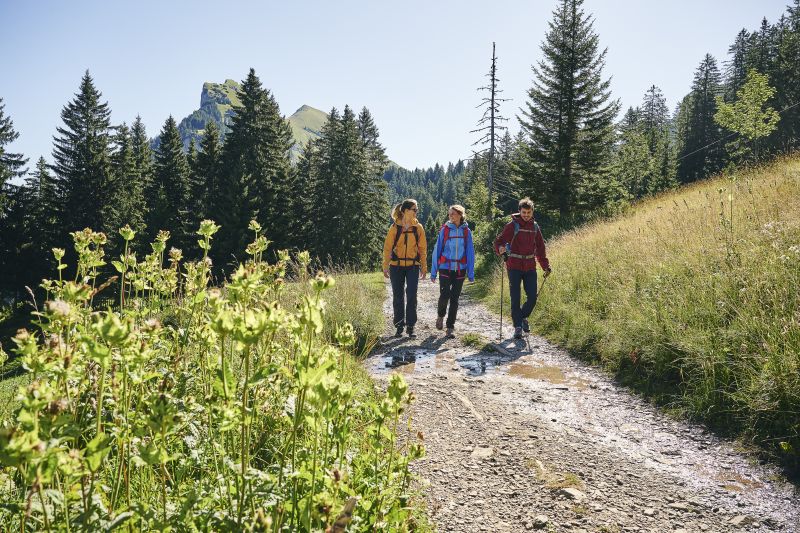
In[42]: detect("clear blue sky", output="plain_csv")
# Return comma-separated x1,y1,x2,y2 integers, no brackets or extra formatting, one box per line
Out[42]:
0,0,791,171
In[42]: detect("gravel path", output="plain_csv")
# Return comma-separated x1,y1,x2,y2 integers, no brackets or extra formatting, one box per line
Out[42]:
367,279,800,532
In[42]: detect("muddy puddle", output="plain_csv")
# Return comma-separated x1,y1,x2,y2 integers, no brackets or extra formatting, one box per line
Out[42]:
375,342,592,390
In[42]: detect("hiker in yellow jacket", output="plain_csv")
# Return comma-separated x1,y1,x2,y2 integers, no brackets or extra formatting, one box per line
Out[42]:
383,199,427,338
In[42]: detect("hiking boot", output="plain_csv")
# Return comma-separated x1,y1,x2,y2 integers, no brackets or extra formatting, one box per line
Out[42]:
522,319,530,333
513,327,523,340
394,326,404,338
445,327,455,339
435,316,444,330
407,327,417,339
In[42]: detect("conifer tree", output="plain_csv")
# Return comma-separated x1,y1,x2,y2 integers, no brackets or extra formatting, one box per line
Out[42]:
776,0,800,150
0,98,28,209
302,106,388,268
194,120,222,225
105,123,146,242
517,0,620,221
131,116,154,192
51,71,113,237
30,156,60,258
677,54,725,183
217,68,295,265
726,29,751,101
148,116,191,249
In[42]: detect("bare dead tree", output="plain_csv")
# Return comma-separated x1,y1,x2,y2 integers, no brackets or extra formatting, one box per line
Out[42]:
471,42,509,220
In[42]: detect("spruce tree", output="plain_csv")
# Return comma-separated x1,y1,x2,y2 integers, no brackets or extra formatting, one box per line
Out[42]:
194,120,222,225
131,116,154,193
30,156,60,257
0,98,28,208
517,0,620,221
218,68,295,265
105,123,146,242
677,54,725,183
51,71,113,237
725,29,751,101
776,0,800,150
303,106,388,268
148,116,191,250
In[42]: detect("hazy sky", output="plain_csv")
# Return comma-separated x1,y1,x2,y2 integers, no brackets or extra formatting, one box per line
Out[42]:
0,0,791,170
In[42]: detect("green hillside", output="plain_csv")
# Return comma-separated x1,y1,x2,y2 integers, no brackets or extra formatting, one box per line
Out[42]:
482,157,800,464
287,104,328,150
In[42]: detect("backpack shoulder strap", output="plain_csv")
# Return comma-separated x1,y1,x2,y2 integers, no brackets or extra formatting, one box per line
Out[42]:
510,219,521,249
392,224,403,247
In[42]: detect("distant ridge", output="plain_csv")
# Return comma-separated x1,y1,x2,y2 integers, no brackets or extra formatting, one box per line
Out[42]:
167,79,327,161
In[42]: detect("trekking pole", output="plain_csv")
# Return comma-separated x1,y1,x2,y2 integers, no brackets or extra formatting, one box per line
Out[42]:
524,272,550,351
498,258,504,341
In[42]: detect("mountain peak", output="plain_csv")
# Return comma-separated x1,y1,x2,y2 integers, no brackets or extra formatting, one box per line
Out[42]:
170,80,328,162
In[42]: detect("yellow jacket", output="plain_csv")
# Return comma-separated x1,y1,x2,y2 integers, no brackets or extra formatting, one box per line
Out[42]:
383,218,427,273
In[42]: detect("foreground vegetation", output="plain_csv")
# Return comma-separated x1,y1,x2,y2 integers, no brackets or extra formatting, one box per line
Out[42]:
479,157,800,467
0,221,424,531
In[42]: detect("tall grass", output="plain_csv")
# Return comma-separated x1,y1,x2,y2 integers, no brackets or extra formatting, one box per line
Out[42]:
0,222,424,531
482,157,800,465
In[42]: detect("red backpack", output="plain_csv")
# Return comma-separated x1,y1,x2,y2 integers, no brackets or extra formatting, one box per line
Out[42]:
438,224,469,271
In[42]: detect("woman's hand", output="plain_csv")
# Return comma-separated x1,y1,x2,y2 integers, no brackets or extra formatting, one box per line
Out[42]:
383,269,389,279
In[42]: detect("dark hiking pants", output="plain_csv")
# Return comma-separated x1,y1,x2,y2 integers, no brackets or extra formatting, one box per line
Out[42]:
508,268,537,328
437,269,466,329
390,265,419,329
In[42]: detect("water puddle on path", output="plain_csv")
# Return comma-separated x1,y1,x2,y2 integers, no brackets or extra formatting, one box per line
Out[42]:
379,348,439,374
375,343,592,390
505,362,591,389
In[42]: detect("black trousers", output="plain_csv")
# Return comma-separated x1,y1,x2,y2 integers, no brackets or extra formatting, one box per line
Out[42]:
508,268,537,328
390,265,419,329
437,269,466,328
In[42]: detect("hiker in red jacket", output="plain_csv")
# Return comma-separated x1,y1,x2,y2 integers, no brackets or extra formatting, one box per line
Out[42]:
493,197,551,339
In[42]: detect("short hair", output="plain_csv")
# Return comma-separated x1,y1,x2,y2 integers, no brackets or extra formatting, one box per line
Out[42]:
449,204,466,223
518,197,534,211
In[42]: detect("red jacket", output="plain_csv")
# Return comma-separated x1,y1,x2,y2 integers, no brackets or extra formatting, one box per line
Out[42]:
493,214,550,272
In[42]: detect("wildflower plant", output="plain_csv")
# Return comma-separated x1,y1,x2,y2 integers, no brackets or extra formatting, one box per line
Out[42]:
0,221,423,531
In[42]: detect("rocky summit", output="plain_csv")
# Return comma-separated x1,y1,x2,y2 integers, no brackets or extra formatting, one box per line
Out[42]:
173,79,327,161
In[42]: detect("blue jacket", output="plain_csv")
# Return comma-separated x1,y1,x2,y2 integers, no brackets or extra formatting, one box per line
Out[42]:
430,221,475,282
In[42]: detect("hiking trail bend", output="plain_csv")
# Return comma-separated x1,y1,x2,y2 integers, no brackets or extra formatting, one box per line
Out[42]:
367,279,799,532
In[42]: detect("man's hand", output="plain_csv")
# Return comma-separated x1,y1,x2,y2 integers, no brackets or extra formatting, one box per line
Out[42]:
501,251,509,262
543,268,552,279
383,269,389,279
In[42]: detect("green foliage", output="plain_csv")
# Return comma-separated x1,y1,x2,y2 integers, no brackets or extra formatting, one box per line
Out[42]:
676,55,726,184
0,97,28,200
480,158,800,467
215,69,296,268
300,106,389,269
517,0,620,222
715,69,780,160
147,116,192,251
51,71,113,237
0,222,423,530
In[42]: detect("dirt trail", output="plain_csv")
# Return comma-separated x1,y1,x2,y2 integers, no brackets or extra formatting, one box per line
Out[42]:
367,280,799,532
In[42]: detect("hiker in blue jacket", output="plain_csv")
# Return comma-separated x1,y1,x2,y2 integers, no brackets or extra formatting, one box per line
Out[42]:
430,205,475,338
